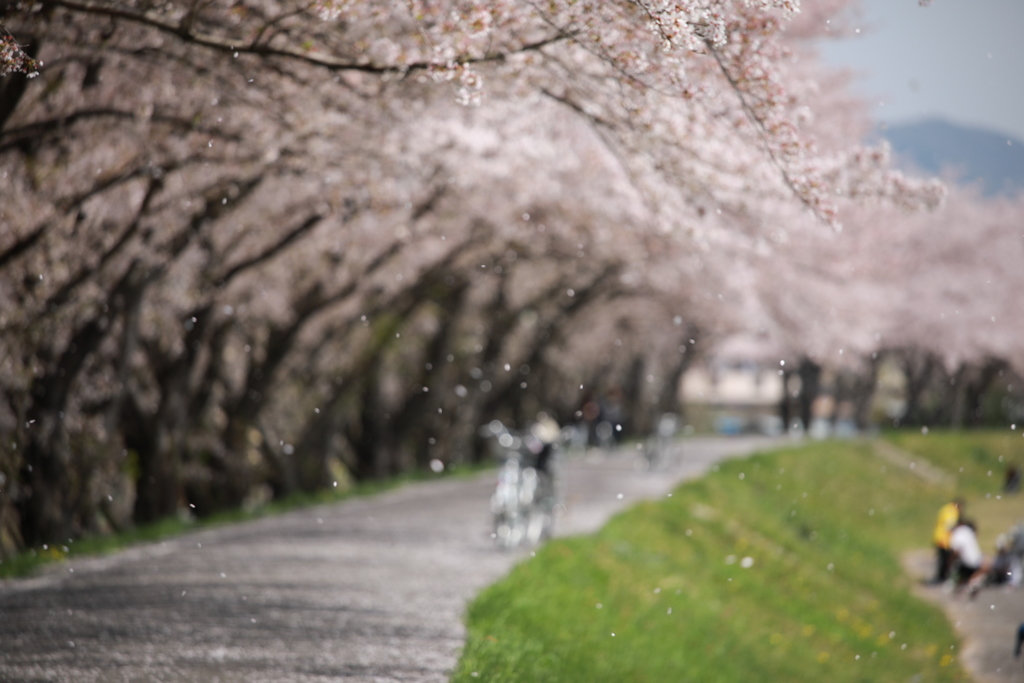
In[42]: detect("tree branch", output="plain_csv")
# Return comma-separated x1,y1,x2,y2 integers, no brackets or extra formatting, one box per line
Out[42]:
50,0,573,74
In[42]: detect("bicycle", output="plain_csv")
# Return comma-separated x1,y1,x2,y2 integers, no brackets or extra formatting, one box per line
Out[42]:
482,420,558,550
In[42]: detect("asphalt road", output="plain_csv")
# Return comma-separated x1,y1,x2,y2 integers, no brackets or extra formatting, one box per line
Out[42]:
0,436,781,683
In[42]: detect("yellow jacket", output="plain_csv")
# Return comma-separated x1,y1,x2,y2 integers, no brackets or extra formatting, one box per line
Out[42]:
932,502,960,548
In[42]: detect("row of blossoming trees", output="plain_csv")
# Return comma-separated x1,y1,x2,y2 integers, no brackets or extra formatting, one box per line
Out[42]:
757,185,1024,433
0,0,1016,553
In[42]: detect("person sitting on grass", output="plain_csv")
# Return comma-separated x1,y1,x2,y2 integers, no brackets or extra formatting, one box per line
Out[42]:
948,519,985,596
962,531,1020,599
932,498,963,584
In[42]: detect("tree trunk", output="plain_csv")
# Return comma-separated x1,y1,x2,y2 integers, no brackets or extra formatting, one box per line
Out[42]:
899,349,939,426
798,357,822,431
621,356,646,436
964,358,1008,427
779,369,793,432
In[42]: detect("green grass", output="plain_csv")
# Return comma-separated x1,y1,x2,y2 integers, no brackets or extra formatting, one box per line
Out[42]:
454,438,981,683
887,429,1024,494
886,429,1024,549
0,462,490,579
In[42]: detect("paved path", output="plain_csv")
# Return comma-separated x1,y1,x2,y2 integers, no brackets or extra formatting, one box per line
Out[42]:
0,436,781,683
904,550,1024,683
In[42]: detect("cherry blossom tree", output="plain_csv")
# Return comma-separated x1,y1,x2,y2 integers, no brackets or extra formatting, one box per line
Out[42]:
863,186,1024,427
0,0,952,552
715,177,1024,433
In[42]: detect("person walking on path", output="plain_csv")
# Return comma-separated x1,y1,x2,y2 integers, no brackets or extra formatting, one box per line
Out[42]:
933,498,963,584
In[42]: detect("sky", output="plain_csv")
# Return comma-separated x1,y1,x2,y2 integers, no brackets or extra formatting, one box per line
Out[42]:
817,0,1024,142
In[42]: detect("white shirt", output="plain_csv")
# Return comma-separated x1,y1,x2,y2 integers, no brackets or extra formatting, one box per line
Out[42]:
949,525,983,568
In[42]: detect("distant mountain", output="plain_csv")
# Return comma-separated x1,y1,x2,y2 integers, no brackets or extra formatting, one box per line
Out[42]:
879,119,1024,196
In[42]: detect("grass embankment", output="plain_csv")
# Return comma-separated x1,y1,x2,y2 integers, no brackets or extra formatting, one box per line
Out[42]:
888,430,1024,550
454,434,1023,683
